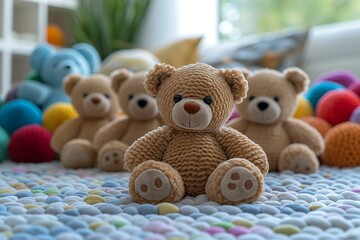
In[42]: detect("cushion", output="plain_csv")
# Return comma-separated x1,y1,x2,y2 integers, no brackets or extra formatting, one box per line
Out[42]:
153,37,202,68
201,29,309,71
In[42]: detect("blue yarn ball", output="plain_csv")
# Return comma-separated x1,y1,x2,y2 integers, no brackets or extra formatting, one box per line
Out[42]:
0,127,9,162
0,99,42,135
305,82,345,109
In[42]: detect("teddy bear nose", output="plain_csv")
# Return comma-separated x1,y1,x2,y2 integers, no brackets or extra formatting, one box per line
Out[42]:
183,101,201,114
257,102,269,111
92,97,101,104
138,99,148,108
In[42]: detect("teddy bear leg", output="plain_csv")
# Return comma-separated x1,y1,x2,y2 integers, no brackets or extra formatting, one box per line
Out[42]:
97,140,128,172
205,158,263,205
129,160,185,204
278,143,319,174
60,139,96,169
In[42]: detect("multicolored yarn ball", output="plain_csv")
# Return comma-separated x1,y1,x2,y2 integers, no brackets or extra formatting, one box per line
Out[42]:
315,70,358,87
299,116,332,137
322,122,360,167
305,82,345,109
316,90,360,126
43,103,78,133
0,99,42,135
293,96,313,118
8,125,54,163
0,127,9,162
348,81,360,97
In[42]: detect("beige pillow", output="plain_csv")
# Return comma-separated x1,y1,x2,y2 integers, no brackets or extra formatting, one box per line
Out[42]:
153,37,202,68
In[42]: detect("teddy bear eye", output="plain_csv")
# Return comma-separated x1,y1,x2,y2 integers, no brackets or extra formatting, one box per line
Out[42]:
104,93,111,99
274,96,280,102
203,96,213,105
249,96,255,101
83,93,89,98
128,95,134,100
173,94,182,103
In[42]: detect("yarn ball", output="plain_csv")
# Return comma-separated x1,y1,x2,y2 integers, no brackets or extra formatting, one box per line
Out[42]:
8,125,54,163
348,81,360,97
293,96,313,118
43,103,78,133
316,90,360,126
47,24,65,47
4,85,19,103
315,70,358,87
305,82,345,109
227,107,240,122
350,106,360,123
322,122,360,167
299,116,332,138
0,99,42,135
0,127,9,162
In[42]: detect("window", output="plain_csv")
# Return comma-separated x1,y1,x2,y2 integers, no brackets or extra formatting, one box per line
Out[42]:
220,0,360,40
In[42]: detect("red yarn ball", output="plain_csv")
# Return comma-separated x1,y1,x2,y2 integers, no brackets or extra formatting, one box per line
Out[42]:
316,90,360,126
8,125,55,163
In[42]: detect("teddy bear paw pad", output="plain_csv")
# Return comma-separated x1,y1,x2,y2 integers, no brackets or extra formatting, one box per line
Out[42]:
134,169,171,201
288,156,317,174
220,167,259,202
98,149,125,172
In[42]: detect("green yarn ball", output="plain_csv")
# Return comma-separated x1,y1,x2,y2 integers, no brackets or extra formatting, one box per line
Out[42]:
0,127,9,162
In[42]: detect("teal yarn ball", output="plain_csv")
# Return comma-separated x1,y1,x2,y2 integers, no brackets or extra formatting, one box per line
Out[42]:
305,82,345,109
0,99,42,135
0,127,9,162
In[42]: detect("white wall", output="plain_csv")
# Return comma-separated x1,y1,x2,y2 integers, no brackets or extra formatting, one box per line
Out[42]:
136,0,219,50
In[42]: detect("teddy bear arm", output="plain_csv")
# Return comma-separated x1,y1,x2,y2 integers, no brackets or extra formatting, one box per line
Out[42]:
216,127,269,175
283,119,325,155
51,118,83,153
226,118,249,132
123,126,174,172
93,118,131,151
18,80,51,105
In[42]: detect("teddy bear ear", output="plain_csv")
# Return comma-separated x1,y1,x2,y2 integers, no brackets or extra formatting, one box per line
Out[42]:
30,43,55,72
239,68,252,79
219,69,248,103
72,43,101,73
110,68,133,92
145,63,176,96
63,74,83,95
283,67,310,94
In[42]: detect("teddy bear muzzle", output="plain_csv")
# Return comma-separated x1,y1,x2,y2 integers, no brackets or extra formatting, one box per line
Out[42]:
171,98,212,130
247,96,281,124
82,92,112,116
128,93,158,120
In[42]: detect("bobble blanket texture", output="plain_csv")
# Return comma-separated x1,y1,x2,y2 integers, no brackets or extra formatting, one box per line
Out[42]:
124,63,268,205
228,68,324,174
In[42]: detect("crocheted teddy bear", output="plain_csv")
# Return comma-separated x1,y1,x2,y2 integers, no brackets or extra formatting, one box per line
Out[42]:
124,63,268,205
93,69,162,172
228,68,324,174
18,43,100,110
51,74,119,169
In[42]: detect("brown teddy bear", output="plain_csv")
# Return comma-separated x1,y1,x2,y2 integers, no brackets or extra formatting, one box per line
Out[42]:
228,68,324,174
124,63,268,205
93,69,162,172
51,74,119,168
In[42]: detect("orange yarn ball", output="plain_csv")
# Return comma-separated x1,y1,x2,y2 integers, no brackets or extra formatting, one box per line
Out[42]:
322,122,360,167
300,116,332,138
47,24,64,47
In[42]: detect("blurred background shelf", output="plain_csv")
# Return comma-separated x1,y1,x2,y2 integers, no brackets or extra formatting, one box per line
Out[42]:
0,0,77,96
